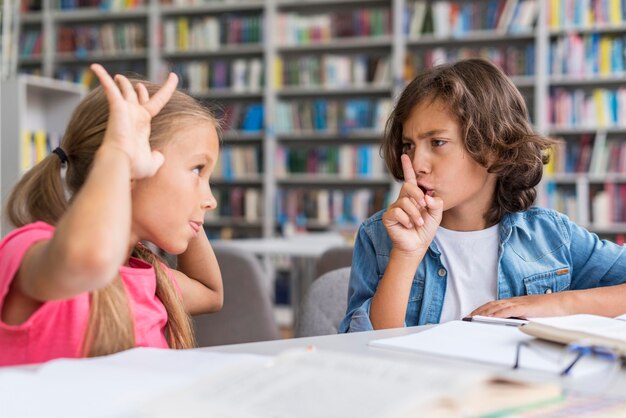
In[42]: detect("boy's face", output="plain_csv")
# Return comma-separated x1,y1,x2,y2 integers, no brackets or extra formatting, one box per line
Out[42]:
401,99,497,230
130,121,219,253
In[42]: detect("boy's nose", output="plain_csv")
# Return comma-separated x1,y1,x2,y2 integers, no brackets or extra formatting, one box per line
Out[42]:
411,150,431,175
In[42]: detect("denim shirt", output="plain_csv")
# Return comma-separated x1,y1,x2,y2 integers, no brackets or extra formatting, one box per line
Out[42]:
339,207,626,333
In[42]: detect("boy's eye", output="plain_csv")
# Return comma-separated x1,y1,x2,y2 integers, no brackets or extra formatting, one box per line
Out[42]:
192,165,204,175
432,139,446,147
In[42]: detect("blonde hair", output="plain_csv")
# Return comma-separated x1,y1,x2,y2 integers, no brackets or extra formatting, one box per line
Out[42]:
5,79,219,356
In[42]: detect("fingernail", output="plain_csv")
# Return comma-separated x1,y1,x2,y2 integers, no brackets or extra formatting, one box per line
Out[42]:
417,218,424,226
407,223,413,228
421,199,426,207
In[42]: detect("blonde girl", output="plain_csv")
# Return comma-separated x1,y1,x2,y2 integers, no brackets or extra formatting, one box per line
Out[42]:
0,65,223,365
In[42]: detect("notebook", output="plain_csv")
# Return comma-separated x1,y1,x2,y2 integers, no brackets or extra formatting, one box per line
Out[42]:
519,314,626,356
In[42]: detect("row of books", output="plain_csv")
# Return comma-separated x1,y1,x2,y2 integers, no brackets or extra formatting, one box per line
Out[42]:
405,0,538,38
275,188,388,228
20,0,42,12
204,188,262,223
217,103,264,132
542,182,626,225
20,130,62,173
550,87,626,128
275,145,386,178
550,34,626,77
160,0,262,6
546,132,626,175
593,183,626,224
163,15,262,52
276,55,391,89
404,45,535,81
57,24,145,55
274,99,392,134
19,30,43,58
548,0,625,29
213,146,262,180
276,9,392,46
55,62,146,88
171,58,263,94
55,0,143,10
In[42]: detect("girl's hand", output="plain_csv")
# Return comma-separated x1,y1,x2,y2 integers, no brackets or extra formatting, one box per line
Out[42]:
90,63,178,179
382,154,443,254
469,293,575,319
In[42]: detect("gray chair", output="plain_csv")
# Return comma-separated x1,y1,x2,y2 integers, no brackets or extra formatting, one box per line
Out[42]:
295,267,351,337
192,245,280,347
315,246,353,278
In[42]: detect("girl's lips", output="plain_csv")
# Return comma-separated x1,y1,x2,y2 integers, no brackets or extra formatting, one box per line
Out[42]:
189,222,201,233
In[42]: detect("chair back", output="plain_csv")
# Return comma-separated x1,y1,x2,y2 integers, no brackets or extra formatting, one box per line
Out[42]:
295,267,351,337
192,245,280,346
315,246,353,278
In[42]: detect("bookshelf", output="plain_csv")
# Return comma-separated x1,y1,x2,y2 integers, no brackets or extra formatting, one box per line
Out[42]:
0,74,85,236
15,0,626,241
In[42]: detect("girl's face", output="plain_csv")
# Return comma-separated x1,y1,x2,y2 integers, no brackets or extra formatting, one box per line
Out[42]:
130,120,219,253
401,99,497,230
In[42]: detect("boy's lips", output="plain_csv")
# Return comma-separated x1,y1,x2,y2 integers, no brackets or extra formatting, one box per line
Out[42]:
189,221,202,233
418,184,434,196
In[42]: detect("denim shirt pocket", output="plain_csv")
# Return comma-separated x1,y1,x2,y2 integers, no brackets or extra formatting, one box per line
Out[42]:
523,267,572,295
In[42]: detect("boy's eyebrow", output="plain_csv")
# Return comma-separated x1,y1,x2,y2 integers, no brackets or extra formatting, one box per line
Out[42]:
402,129,450,141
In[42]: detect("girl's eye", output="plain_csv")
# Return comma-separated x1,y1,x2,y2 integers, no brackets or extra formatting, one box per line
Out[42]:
401,142,414,153
432,139,447,147
192,165,204,175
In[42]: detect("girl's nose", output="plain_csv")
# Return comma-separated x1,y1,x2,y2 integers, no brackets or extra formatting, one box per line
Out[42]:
202,188,217,211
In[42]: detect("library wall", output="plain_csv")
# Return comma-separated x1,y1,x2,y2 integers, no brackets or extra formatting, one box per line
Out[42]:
16,0,626,243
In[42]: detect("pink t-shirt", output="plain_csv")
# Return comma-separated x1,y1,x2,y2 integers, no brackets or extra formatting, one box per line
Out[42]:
0,222,175,366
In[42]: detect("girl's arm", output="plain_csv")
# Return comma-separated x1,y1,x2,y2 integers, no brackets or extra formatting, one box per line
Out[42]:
370,155,443,329
13,66,178,306
169,228,223,315
469,284,626,319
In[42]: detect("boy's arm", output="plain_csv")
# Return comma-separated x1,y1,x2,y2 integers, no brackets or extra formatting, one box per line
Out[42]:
170,228,223,315
469,284,626,319
370,249,424,329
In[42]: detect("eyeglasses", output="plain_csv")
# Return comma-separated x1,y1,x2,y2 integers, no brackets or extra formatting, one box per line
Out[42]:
513,340,624,392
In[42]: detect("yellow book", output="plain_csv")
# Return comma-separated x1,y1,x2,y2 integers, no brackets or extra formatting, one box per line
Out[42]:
34,130,47,163
21,130,33,173
549,0,560,29
177,17,189,51
593,89,607,127
599,36,611,75
274,57,283,88
609,0,622,25
544,145,556,176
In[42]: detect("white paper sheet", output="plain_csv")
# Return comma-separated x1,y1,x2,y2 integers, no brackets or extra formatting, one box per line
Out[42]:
0,347,268,418
369,320,607,377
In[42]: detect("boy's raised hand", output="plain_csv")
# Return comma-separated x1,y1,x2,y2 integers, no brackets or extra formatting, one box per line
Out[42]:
382,154,443,254
90,64,178,179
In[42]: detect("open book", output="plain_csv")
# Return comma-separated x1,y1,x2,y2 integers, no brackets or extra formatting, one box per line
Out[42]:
141,349,561,418
520,314,626,356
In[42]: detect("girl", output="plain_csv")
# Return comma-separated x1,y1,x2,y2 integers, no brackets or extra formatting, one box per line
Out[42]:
0,64,223,365
339,58,626,332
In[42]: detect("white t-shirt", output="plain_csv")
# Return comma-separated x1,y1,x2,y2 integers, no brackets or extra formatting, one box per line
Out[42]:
435,224,499,323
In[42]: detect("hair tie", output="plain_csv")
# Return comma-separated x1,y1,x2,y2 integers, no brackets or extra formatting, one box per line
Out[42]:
52,147,68,164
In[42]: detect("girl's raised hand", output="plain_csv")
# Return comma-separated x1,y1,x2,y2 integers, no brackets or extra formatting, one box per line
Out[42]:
382,154,443,254
90,63,179,179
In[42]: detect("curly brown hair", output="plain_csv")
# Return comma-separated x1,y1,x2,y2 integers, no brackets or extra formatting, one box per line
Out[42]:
382,58,557,225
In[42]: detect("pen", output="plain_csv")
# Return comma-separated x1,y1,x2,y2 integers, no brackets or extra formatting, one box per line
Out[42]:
462,315,528,327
